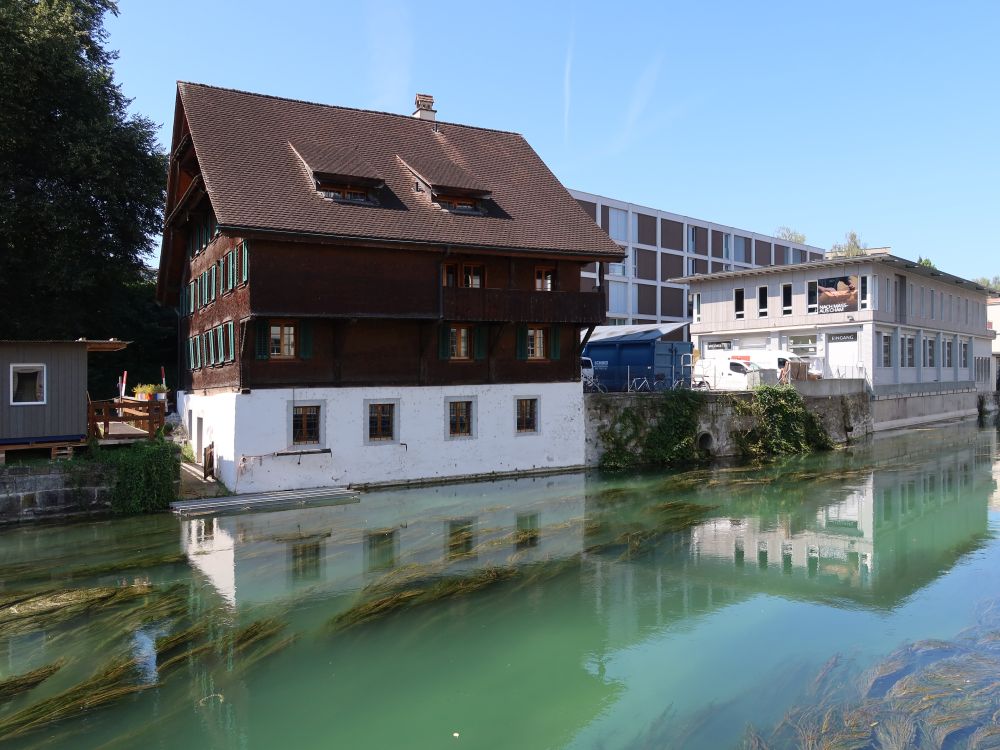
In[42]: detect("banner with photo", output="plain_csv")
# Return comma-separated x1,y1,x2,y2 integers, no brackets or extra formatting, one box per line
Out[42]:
818,275,859,314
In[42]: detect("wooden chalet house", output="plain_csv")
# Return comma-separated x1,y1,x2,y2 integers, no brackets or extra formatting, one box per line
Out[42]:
156,84,623,492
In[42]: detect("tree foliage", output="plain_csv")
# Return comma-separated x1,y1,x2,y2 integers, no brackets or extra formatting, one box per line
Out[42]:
973,276,1000,291
0,1,171,396
917,256,936,268
829,230,869,257
775,226,807,244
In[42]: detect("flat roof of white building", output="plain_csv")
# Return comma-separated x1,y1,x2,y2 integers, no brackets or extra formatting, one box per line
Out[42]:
670,253,992,294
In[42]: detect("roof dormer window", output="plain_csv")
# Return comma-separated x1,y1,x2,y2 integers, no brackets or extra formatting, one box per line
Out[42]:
319,184,372,204
435,194,481,214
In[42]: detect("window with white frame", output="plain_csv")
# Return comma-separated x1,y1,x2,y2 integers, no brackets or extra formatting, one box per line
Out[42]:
880,333,892,368
781,283,792,316
757,286,768,318
688,225,698,253
692,293,701,323
807,281,818,314
944,339,954,368
859,276,869,310
10,364,46,405
734,288,745,320
904,336,915,368
608,207,628,243
723,233,732,260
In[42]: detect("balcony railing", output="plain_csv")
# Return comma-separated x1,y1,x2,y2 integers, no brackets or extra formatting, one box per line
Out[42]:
442,287,605,324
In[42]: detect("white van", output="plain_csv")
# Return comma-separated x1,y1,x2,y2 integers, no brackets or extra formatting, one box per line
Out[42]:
704,349,805,380
691,358,762,391
580,357,594,381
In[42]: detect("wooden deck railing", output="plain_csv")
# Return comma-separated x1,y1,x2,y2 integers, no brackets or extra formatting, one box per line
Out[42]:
88,398,167,440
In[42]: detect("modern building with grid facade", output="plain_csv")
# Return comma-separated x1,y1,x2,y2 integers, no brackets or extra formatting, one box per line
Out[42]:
570,189,826,334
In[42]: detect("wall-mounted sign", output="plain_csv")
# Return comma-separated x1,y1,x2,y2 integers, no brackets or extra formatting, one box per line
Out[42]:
828,332,859,343
706,341,733,351
818,275,859,314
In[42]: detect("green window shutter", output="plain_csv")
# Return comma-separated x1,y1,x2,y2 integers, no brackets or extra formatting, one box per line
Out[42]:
217,326,225,361
196,335,202,368
515,326,528,360
227,322,235,362
187,338,193,370
210,265,217,300
550,325,561,361
255,318,270,360
241,242,249,283
300,321,313,359
474,325,487,361
438,325,451,360
189,282,195,313
229,251,236,290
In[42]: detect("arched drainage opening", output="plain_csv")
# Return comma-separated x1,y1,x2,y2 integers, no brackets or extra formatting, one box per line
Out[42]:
697,432,714,454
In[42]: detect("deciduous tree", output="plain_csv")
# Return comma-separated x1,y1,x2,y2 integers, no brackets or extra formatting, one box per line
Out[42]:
0,0,171,395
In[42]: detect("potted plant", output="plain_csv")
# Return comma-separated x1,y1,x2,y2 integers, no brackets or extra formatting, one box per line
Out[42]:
132,384,154,401
152,384,169,401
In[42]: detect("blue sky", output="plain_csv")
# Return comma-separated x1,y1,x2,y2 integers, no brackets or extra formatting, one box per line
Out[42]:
108,1,999,280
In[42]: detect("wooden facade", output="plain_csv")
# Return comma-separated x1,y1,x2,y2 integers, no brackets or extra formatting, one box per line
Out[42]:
0,342,88,444
176,235,606,393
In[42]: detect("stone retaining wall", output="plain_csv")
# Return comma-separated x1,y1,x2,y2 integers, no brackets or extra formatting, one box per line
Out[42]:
584,390,874,466
0,463,113,524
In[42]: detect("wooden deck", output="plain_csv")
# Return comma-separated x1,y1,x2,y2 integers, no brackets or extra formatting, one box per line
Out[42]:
88,398,166,440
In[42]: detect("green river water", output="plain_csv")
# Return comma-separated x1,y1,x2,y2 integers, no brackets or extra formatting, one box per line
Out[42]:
1,420,999,749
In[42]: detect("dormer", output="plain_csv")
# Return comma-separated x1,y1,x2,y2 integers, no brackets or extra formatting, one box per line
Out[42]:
291,141,384,205
400,155,492,215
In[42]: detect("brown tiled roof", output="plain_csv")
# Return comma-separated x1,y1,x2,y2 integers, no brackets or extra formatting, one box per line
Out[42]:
176,82,623,258
289,141,384,187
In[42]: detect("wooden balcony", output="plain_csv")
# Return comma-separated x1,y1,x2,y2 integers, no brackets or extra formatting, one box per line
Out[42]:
88,399,167,441
442,287,605,324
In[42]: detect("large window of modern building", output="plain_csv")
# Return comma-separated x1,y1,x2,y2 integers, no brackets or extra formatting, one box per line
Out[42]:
781,284,793,316
608,207,628,243
859,276,869,310
608,281,627,314
693,293,701,323
734,236,749,263
807,281,818,314
734,288,745,320
757,286,768,318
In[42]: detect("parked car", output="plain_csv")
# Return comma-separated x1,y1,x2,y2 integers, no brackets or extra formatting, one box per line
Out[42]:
580,357,594,381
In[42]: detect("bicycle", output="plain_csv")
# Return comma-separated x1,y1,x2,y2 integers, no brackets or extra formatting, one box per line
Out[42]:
629,377,652,393
583,374,607,393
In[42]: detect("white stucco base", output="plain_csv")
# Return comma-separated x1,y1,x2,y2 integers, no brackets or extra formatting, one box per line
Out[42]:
177,383,585,493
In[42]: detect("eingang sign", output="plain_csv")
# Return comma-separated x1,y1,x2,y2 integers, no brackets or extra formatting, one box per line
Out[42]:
818,275,859,314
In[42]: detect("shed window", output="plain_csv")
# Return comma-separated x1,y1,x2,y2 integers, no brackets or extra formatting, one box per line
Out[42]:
368,403,395,442
516,398,538,433
535,267,555,291
448,400,473,437
10,364,46,405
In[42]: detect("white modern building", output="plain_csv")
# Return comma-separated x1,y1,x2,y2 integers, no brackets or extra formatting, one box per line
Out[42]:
990,297,1000,391
570,189,826,332
680,250,996,430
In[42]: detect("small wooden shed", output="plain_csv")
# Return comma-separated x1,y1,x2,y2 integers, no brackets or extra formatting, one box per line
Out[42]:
0,339,127,459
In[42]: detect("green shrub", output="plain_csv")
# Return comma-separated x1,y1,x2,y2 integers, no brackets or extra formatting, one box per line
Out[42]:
732,385,832,461
85,440,180,514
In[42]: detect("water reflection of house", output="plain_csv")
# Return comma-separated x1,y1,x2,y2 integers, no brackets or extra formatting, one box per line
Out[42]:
180,473,587,607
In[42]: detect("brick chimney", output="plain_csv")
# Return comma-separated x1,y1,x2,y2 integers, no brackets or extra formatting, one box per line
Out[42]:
413,93,436,121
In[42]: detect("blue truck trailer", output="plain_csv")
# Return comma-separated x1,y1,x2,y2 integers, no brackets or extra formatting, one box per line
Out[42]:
583,329,692,392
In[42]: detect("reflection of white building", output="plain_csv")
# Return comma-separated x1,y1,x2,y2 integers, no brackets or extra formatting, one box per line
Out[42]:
181,473,587,607
689,436,994,598
681,251,997,430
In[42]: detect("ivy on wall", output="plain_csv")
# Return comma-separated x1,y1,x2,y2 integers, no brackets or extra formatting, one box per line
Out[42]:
731,386,832,460
599,391,707,470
